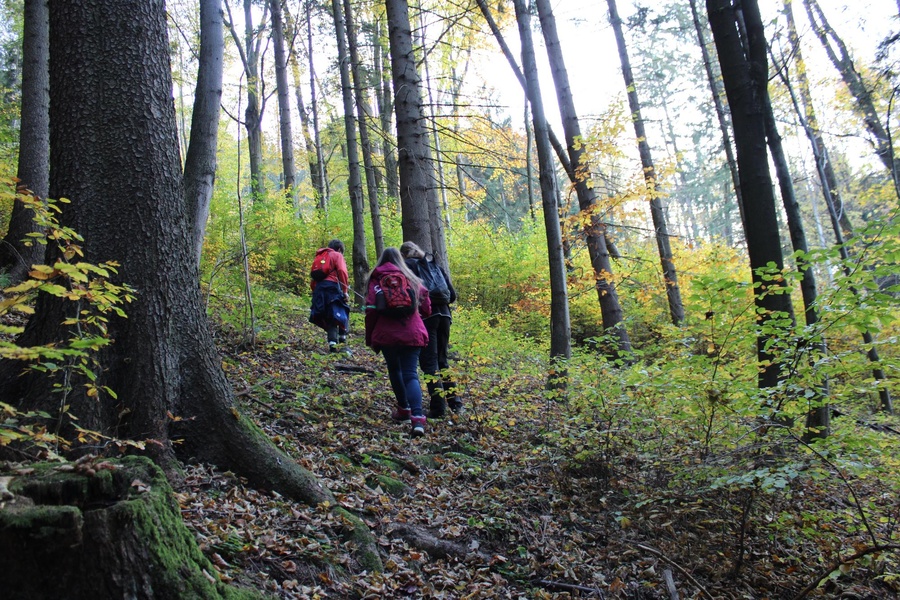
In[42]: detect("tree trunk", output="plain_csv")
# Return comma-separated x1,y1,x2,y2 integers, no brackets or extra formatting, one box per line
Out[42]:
512,0,571,366
606,0,685,327
781,0,890,416
479,0,629,354
706,0,796,391
374,18,400,204
689,0,743,229
784,0,853,238
0,0,49,285
802,0,900,190
225,0,267,203
332,0,370,298
344,0,384,259
184,0,223,267
0,0,381,571
0,456,257,600
384,0,442,260
306,0,329,209
270,0,299,209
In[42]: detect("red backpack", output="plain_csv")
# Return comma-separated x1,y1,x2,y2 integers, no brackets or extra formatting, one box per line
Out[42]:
310,248,334,282
375,272,414,317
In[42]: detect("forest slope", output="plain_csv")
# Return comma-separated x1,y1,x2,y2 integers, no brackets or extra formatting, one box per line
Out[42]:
177,296,898,599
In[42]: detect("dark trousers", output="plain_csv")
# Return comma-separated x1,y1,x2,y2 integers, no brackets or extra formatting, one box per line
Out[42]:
420,315,459,412
381,346,424,417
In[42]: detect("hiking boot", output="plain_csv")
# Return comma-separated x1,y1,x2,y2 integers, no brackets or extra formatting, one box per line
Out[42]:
410,415,426,437
391,407,411,422
426,381,446,419
448,400,464,415
328,341,338,353
339,334,347,343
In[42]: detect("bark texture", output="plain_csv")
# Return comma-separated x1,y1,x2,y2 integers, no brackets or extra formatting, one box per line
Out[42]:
270,0,299,208
0,0,49,285
0,456,260,600
184,0,224,266
0,0,381,570
706,0,796,390
512,0,571,363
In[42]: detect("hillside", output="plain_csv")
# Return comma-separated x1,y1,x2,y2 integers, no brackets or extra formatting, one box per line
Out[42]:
175,302,898,599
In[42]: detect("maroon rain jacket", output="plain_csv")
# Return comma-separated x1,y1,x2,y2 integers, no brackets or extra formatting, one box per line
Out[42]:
364,262,431,349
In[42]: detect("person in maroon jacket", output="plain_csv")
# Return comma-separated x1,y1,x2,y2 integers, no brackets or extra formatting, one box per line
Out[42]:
364,247,432,437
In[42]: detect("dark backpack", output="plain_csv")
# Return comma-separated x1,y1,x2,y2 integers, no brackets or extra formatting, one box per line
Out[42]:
375,272,415,317
417,256,451,304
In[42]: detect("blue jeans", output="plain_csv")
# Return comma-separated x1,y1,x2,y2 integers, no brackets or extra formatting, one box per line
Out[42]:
381,346,424,417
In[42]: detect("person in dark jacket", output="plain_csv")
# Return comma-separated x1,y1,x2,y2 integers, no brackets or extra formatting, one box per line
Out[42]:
365,247,432,437
400,241,462,418
309,239,350,353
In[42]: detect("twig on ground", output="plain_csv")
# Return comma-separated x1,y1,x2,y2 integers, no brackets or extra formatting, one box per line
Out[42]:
534,579,605,597
633,542,713,600
791,544,900,600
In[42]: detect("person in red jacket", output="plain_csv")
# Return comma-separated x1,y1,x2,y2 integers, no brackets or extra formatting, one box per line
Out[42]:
309,239,350,353
365,247,432,437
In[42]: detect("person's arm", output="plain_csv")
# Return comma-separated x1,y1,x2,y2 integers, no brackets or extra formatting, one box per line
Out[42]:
441,267,456,304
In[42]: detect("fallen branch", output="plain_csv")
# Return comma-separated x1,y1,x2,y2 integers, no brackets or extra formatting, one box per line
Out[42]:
791,544,900,600
633,543,713,600
663,569,679,600
388,523,485,561
534,579,605,597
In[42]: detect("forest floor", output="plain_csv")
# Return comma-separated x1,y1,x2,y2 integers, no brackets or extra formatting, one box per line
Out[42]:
172,306,898,600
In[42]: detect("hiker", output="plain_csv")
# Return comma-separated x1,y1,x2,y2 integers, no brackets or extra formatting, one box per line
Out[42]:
400,241,462,418
309,239,351,353
364,247,432,437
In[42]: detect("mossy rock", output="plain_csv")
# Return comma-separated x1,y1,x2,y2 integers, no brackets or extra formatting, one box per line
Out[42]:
364,453,405,474
365,474,411,497
410,454,441,469
0,455,266,600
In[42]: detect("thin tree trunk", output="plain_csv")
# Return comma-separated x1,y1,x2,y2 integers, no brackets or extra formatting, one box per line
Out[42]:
784,0,853,237
331,0,369,298
344,0,384,259
689,0,744,228
374,18,400,204
525,99,536,221
224,0,267,202
802,0,900,191
184,0,223,267
706,0,796,391
307,0,329,209
605,0,684,326
776,7,892,415
512,0,571,368
480,0,629,353
270,0,299,209
0,0,49,285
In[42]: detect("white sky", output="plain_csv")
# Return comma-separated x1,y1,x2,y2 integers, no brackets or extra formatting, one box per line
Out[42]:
472,0,899,136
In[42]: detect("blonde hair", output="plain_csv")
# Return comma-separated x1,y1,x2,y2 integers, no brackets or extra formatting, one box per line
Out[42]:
399,241,425,259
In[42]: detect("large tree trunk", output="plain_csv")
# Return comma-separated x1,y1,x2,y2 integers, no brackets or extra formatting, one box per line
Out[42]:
512,0,571,366
0,0,49,285
606,0,684,327
706,0,796,391
384,0,443,261
270,0,299,209
184,0,224,267
344,0,385,259
332,0,370,297
0,0,381,571
0,456,256,600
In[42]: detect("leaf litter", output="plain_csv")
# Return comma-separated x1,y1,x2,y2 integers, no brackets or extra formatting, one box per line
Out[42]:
173,315,898,599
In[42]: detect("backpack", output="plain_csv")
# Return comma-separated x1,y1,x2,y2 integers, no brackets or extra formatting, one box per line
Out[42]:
417,256,452,304
374,272,415,317
310,248,333,282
